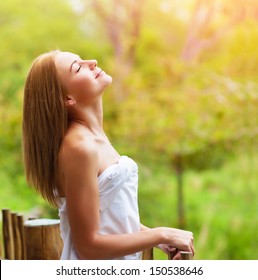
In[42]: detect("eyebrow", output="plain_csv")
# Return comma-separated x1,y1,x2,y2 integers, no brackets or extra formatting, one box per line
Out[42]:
69,60,77,72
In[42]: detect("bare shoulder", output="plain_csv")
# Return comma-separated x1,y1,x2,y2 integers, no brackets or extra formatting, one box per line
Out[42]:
59,129,99,173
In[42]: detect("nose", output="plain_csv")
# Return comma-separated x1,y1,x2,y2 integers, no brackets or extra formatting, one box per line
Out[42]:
83,59,97,70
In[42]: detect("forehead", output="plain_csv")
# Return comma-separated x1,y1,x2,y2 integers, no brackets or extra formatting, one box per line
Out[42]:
54,52,80,72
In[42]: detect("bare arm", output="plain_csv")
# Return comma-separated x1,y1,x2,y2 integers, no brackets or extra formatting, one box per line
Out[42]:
60,139,194,260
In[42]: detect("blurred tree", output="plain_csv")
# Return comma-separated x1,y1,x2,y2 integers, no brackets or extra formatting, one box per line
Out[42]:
182,0,258,62
83,0,258,228
90,0,144,101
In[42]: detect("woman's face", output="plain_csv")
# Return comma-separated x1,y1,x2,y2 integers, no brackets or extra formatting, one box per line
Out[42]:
54,51,112,105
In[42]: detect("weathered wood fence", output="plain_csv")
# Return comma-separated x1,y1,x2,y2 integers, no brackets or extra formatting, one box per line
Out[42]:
1,209,63,260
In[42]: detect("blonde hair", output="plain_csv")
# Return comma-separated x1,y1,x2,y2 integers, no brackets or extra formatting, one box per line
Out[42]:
22,50,67,207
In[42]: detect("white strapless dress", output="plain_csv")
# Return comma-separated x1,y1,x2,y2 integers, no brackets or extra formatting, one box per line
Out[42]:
58,156,141,260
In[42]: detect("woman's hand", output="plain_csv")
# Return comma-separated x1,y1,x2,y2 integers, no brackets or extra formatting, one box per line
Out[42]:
156,227,194,258
156,244,192,260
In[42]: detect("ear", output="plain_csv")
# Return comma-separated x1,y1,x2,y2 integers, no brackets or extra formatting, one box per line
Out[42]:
65,96,76,107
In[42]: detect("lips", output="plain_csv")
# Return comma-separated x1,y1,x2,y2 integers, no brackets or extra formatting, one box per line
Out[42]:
95,70,103,79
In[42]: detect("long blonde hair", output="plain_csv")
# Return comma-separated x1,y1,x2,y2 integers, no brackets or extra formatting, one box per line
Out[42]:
22,50,67,207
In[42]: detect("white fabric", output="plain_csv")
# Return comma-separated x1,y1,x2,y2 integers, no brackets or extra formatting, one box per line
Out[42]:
58,156,141,260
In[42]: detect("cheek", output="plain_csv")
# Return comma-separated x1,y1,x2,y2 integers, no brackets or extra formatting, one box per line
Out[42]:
69,77,94,95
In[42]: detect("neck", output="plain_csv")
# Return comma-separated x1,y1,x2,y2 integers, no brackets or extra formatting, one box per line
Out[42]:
68,99,104,136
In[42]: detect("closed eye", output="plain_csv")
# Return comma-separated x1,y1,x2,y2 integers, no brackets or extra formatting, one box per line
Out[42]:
76,65,82,73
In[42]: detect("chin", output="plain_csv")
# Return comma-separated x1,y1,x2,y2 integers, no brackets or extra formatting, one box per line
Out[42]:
105,74,113,83
103,74,112,86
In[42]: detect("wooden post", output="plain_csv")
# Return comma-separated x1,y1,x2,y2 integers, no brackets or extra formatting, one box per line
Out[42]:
181,251,193,260
142,248,154,260
168,250,193,260
24,219,63,260
173,154,185,229
2,209,14,260
17,214,26,260
11,213,22,260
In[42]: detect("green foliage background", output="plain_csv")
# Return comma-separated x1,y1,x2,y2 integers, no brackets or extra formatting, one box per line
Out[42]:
0,0,257,259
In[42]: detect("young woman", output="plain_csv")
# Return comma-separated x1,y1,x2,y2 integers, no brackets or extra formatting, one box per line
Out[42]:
22,50,194,260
